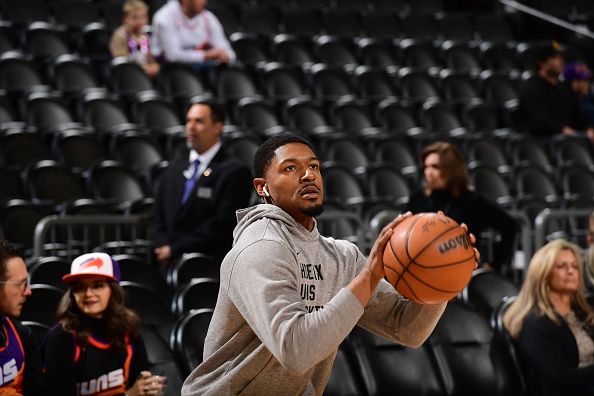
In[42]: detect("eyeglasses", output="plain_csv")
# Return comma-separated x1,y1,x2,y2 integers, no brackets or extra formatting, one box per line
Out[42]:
0,279,30,293
72,281,109,295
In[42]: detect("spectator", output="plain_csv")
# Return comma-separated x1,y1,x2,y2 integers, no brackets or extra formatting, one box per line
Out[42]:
503,239,594,396
151,0,235,68
109,0,160,78
181,133,477,394
405,142,519,272
151,100,252,264
42,253,166,396
0,240,48,395
517,44,594,143
564,62,594,137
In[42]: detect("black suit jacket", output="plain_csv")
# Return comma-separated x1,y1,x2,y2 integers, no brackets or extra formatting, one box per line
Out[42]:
151,147,252,260
518,311,594,396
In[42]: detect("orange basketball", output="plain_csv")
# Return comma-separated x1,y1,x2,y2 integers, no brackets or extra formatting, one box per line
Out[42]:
383,212,475,304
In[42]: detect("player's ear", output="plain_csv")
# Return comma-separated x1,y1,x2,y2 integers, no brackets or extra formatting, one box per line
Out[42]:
254,178,266,198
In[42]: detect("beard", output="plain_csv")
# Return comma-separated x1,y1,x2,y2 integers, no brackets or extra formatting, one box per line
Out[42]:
301,203,324,217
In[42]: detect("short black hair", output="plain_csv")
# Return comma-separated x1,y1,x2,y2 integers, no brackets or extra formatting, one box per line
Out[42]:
187,98,225,124
0,240,22,282
253,132,317,178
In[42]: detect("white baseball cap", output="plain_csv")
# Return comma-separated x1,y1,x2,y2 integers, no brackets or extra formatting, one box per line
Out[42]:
62,252,121,283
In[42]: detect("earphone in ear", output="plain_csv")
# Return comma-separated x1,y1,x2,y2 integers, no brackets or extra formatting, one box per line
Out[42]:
263,185,271,197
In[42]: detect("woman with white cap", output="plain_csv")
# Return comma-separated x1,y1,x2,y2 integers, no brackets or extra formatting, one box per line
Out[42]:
42,252,166,396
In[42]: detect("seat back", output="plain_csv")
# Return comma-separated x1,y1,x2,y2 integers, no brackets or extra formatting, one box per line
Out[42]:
20,284,64,327
139,326,184,396
430,302,524,396
172,277,220,315
462,269,519,319
168,252,220,287
170,308,214,376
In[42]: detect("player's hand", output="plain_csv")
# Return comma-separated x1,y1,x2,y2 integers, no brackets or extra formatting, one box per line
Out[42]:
364,211,413,281
458,222,480,269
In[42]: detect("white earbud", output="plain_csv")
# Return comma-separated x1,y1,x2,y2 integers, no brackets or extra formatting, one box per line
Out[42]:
263,185,271,197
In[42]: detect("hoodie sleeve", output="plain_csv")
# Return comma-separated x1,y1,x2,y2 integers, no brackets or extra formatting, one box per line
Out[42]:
226,239,364,376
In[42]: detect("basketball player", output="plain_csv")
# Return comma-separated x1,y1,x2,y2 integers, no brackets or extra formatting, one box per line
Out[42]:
182,132,479,395
0,240,48,395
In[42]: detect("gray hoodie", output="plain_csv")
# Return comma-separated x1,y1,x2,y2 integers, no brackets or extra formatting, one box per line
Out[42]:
182,204,446,395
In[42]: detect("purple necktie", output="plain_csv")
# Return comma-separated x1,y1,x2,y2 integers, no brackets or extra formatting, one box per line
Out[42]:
181,158,200,204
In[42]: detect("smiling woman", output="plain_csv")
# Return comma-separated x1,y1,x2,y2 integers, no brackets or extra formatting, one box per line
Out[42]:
42,253,166,396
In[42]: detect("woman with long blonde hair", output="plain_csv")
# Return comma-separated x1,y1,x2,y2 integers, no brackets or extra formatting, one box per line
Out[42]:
503,239,594,396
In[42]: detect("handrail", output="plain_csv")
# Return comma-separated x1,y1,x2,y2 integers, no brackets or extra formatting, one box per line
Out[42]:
32,214,150,260
534,208,592,249
499,0,594,40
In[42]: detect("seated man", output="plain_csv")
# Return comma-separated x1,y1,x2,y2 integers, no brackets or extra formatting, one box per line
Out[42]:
518,44,594,143
151,0,235,68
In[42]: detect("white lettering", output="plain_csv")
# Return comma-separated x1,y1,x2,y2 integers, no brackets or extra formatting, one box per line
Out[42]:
0,359,17,384
78,368,124,394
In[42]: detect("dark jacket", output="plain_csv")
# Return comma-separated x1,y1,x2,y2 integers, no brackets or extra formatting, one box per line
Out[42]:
151,148,252,261
518,76,589,137
518,311,594,396
406,189,519,270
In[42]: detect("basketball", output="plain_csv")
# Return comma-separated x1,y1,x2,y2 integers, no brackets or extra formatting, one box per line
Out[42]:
383,212,475,304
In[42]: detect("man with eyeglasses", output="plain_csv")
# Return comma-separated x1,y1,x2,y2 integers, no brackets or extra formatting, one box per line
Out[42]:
0,239,48,395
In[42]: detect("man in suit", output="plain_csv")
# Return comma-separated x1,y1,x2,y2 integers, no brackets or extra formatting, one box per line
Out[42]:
151,100,252,265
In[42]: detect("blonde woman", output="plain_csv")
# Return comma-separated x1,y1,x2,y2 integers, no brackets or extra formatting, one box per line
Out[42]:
504,239,594,396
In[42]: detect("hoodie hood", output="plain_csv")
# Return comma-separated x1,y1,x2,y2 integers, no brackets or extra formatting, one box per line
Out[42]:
233,204,320,245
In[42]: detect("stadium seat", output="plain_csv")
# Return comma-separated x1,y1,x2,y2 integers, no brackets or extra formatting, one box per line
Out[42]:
507,134,553,174
322,137,369,175
212,65,259,100
323,336,366,396
109,132,164,174
120,281,176,341
0,51,45,94
20,284,63,327
223,134,261,173
78,90,131,134
235,97,283,136
514,165,561,207
167,252,221,287
439,72,482,104
465,137,511,175
139,325,184,396
0,168,24,202
398,68,441,103
25,90,78,133
309,63,356,100
321,163,366,209
480,42,521,74
376,98,424,137
329,98,377,136
28,256,70,290
283,98,330,135
171,277,220,315
366,164,411,207
24,160,85,206
156,62,209,103
52,127,106,173
110,57,154,97
356,38,400,72
0,129,51,171
552,136,594,171
462,269,520,319
132,91,182,132
429,301,524,396
560,164,594,206
230,32,270,67
49,54,100,95
313,35,359,71
24,22,71,61
271,34,315,68
490,296,527,394
354,66,398,101
85,160,146,206
349,326,446,396
419,100,465,136
259,62,309,100
469,165,515,208
170,308,214,376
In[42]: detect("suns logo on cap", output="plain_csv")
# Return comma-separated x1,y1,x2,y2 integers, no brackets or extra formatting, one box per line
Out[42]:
80,257,104,270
